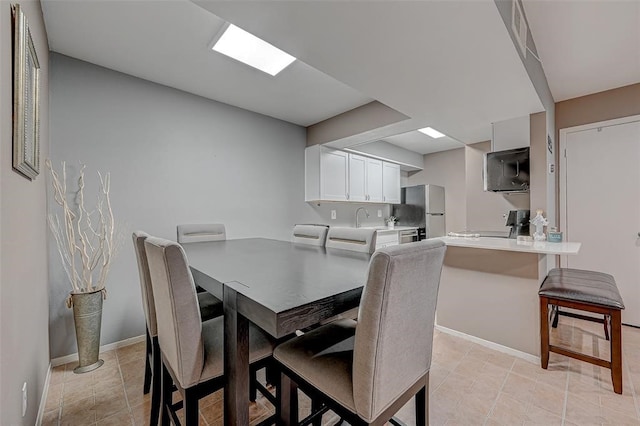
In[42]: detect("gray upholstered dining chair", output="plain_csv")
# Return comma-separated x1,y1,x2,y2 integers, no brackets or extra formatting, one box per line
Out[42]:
274,240,446,426
132,231,224,425
177,223,226,243
325,227,377,254
144,236,277,426
292,224,329,246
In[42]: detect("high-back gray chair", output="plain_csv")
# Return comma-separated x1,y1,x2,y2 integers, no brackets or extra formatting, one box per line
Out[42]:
325,227,377,254
274,240,446,426
144,236,276,425
177,223,226,243
292,224,329,246
132,231,223,425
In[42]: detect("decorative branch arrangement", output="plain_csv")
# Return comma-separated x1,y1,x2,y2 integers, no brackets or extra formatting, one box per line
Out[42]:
46,159,121,301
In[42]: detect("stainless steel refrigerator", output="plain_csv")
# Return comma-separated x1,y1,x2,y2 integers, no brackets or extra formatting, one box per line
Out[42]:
392,184,445,240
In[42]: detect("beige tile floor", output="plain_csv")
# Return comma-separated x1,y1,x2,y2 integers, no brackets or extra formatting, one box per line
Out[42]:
41,316,640,425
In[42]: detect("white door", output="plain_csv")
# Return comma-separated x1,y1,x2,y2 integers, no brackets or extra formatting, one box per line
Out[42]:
562,118,640,326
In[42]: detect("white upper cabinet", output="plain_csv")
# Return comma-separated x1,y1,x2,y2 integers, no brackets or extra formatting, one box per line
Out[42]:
349,155,383,202
348,154,367,202
305,145,400,203
382,162,401,203
366,158,384,202
305,146,348,201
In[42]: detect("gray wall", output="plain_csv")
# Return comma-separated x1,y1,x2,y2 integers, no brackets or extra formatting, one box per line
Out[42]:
406,148,466,233
48,54,332,358
1,1,51,424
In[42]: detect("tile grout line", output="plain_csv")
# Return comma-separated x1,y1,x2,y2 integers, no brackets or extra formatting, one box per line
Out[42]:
114,349,136,425
482,356,516,425
560,359,571,426
624,350,640,420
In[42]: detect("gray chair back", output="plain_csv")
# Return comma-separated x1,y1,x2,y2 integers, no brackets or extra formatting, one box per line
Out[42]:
144,236,204,388
325,227,376,254
177,223,226,243
132,231,158,337
353,240,446,421
292,224,329,246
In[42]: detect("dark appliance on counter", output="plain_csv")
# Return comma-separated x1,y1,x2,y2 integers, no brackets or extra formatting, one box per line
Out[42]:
484,147,530,192
506,209,530,239
392,184,445,240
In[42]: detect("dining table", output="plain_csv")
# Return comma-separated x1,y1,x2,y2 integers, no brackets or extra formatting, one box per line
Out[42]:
183,238,372,426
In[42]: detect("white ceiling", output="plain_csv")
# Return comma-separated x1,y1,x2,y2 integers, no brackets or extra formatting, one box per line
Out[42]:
523,0,640,102
42,0,548,154
382,131,465,156
41,0,372,127
193,1,543,145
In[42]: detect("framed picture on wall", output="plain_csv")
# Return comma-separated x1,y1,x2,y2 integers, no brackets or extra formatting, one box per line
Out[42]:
12,3,40,180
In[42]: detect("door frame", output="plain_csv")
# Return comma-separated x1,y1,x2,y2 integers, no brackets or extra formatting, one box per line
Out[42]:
559,114,640,267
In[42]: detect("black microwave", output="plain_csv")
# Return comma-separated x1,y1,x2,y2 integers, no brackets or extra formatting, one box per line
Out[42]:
483,147,530,192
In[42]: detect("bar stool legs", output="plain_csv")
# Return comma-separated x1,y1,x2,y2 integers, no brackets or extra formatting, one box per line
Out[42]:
539,296,623,394
611,310,623,394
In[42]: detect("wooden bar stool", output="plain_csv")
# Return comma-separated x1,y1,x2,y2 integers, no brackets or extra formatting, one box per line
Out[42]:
539,268,625,394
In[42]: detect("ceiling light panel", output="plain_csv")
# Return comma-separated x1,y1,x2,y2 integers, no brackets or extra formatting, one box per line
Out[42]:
418,127,446,139
212,24,296,76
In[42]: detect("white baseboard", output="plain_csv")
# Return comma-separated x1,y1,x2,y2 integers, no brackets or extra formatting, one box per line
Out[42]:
51,334,145,367
435,325,540,365
35,363,52,426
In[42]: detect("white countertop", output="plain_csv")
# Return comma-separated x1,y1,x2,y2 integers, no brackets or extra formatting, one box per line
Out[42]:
436,236,581,255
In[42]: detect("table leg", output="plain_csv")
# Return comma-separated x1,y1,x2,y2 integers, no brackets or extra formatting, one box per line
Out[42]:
224,286,250,426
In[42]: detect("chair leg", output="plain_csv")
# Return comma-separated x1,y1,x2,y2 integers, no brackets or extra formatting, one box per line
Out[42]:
266,363,279,387
249,366,257,402
540,297,550,369
415,377,428,426
161,362,172,426
610,310,623,394
184,388,199,426
144,328,152,394
150,337,162,426
604,314,610,341
311,399,323,426
551,305,559,328
277,372,298,425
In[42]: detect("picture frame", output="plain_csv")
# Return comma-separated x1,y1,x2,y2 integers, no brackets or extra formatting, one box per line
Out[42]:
12,4,40,180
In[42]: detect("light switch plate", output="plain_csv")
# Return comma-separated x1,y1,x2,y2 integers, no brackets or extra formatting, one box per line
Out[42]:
377,210,382,217
331,210,336,220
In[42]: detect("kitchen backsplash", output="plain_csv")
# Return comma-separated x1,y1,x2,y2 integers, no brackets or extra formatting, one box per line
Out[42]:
307,202,392,228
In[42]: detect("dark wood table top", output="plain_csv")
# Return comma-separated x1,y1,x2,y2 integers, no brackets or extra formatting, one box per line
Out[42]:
184,238,372,338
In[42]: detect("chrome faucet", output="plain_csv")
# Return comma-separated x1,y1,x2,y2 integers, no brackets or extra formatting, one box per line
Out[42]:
355,207,370,228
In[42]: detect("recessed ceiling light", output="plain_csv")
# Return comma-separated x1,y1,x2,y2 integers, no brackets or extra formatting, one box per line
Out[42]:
212,24,296,76
418,127,446,139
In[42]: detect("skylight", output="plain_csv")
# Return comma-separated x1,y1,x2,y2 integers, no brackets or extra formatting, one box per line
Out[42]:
212,24,296,76
418,127,446,139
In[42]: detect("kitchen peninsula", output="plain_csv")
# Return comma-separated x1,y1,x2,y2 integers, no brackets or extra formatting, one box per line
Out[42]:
435,236,581,359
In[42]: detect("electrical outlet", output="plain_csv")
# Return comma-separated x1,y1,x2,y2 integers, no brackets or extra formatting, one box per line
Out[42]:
331,210,336,220
22,382,27,417
377,210,382,217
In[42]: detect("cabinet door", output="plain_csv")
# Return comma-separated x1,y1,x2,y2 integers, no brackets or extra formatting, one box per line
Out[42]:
348,154,367,202
366,158,383,202
320,149,349,201
382,162,401,203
